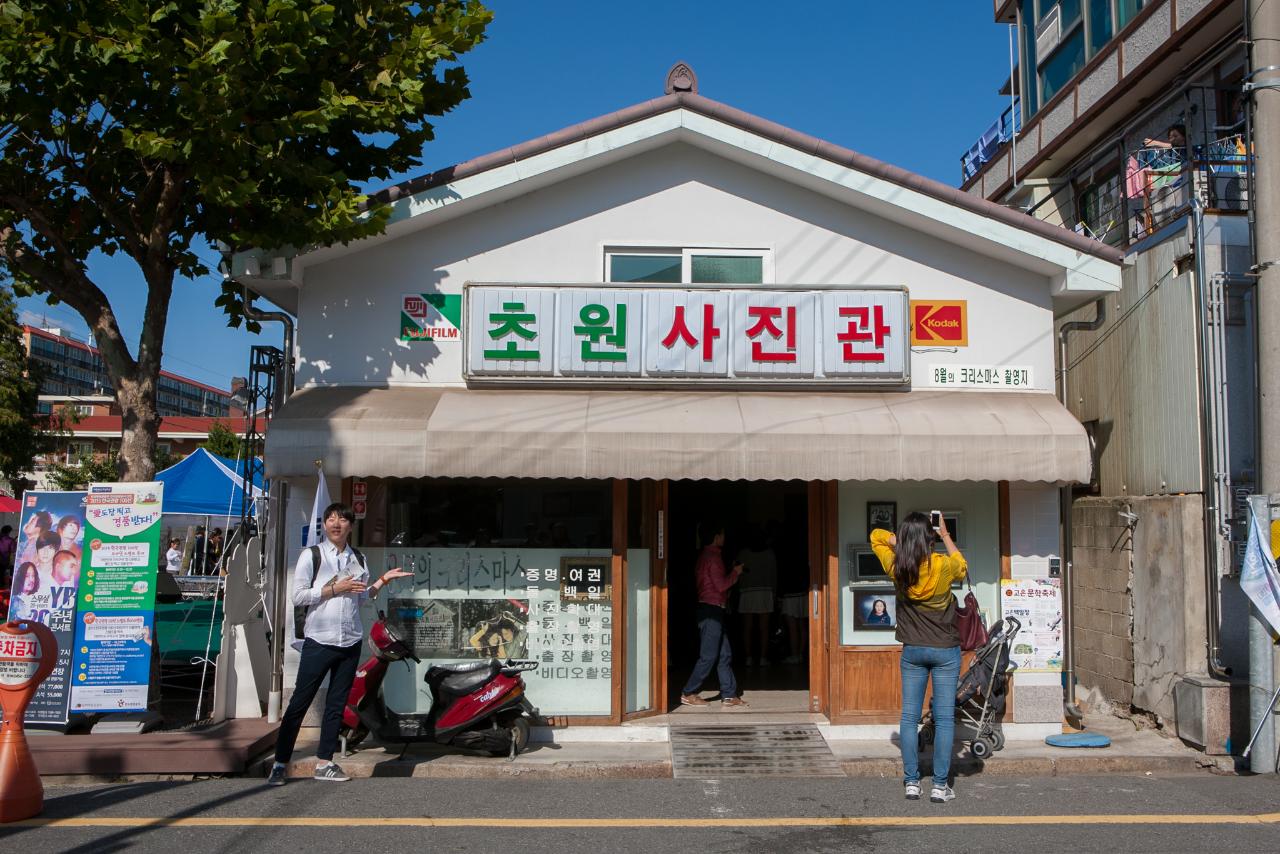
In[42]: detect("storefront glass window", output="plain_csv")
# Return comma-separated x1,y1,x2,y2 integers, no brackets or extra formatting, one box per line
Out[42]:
626,480,657,713
836,482,1000,646
358,479,618,717
1117,0,1145,29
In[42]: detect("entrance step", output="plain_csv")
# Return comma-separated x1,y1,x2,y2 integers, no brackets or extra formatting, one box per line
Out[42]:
669,723,845,779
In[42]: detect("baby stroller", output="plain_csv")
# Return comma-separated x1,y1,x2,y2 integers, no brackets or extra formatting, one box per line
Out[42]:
918,616,1021,759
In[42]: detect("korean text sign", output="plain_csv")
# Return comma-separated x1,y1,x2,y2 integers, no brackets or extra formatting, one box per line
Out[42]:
465,284,909,385
6,491,85,723
68,482,164,713
999,578,1063,673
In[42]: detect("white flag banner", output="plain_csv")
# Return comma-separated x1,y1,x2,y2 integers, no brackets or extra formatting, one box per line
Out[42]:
306,472,331,549
1241,504,1280,638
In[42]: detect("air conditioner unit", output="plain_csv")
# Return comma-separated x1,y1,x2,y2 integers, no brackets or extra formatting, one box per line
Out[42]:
1035,6,1062,60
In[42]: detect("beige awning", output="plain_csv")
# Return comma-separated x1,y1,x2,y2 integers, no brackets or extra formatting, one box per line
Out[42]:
264,386,1091,483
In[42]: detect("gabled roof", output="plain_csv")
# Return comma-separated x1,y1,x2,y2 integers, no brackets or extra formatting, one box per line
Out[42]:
236,64,1122,311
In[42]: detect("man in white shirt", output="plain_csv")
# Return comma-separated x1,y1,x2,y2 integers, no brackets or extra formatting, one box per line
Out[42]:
267,502,411,785
165,539,182,575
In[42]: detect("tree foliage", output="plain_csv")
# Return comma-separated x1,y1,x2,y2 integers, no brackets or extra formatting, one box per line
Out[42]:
201,420,247,460
0,285,63,491
0,1,492,480
46,446,177,491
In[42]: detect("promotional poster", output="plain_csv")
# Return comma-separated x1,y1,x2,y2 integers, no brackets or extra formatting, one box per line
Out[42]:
6,490,86,724
68,482,164,713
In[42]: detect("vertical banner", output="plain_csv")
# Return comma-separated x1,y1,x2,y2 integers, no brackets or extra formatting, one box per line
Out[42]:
6,491,86,723
68,482,164,713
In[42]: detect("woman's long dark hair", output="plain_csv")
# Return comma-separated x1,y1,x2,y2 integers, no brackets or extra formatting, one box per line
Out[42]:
893,512,935,595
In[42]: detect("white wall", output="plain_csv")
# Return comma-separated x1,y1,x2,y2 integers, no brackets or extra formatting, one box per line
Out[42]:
293,143,1057,390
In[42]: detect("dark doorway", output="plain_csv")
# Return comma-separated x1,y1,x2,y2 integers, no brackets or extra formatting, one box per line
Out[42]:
666,481,809,710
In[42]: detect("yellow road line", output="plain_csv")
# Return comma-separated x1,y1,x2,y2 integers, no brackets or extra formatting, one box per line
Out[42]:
10,813,1280,829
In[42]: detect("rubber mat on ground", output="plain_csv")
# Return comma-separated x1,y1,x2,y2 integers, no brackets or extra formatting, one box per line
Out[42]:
669,724,845,779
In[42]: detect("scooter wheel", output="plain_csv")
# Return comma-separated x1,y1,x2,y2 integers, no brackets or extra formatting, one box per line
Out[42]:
510,717,530,755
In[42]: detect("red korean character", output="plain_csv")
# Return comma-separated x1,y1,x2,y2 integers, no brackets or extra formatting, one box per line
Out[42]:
745,305,797,362
661,303,722,362
837,305,891,363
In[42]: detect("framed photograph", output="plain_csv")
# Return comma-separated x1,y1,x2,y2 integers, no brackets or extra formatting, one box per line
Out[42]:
853,588,897,629
847,545,889,581
866,501,897,536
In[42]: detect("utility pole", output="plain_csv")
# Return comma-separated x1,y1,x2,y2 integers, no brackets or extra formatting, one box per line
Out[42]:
1248,0,1280,774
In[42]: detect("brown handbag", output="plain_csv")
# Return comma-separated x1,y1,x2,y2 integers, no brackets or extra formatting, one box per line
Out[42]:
953,577,988,651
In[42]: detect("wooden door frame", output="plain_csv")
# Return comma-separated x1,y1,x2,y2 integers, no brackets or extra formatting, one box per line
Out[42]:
807,481,834,717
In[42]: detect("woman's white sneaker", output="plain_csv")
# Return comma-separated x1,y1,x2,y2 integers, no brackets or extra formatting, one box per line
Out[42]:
930,785,956,803
904,782,921,800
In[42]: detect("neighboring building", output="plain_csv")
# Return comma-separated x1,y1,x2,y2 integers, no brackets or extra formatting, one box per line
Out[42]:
22,324,236,418
233,66,1123,734
28,394,247,489
964,0,1254,752
16,325,246,488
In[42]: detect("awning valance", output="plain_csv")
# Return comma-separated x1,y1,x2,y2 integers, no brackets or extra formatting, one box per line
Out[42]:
264,386,1091,484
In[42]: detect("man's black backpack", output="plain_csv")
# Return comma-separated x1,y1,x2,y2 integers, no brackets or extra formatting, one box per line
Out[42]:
293,545,367,640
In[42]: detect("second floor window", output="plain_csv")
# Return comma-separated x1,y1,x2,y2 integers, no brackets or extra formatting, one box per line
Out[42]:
606,247,770,285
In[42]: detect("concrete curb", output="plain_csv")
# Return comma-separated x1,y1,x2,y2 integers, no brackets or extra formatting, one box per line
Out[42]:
840,755,1215,777
282,758,673,780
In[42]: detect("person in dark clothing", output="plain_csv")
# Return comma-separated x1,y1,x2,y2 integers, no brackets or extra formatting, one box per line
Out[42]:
679,521,747,708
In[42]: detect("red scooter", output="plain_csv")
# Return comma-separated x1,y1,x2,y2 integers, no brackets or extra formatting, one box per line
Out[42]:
340,610,542,758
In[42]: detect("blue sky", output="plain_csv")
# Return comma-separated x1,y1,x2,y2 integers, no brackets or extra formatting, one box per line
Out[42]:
18,0,1015,391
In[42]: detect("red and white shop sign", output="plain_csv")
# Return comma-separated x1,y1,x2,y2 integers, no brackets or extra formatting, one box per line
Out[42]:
465,284,909,386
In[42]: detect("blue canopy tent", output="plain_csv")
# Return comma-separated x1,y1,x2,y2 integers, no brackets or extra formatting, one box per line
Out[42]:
156,448,264,517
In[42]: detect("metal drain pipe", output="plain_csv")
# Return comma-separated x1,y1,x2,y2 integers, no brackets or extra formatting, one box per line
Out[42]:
242,282,295,723
1058,297,1107,721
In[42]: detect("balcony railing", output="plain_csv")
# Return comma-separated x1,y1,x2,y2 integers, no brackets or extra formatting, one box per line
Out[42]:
1024,134,1251,251
962,98,1021,181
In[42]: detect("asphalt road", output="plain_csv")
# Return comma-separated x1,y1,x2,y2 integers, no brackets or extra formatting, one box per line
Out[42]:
3,773,1278,853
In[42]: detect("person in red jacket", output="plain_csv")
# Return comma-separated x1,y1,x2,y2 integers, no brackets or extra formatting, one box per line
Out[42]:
680,521,747,707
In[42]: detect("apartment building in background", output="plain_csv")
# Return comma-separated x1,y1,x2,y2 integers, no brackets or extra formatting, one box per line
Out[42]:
965,0,1256,754
22,324,235,418
18,325,246,487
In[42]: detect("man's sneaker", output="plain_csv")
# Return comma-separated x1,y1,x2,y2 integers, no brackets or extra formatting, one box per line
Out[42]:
904,782,921,800
266,764,287,786
314,762,350,782
930,785,956,803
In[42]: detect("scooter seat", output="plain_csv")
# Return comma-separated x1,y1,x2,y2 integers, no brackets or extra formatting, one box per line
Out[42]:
427,660,501,696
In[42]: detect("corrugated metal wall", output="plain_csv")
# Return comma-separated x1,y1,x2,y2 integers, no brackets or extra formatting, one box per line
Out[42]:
1061,230,1203,496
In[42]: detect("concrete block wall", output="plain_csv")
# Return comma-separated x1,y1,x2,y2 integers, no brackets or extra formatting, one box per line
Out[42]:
1070,498,1136,707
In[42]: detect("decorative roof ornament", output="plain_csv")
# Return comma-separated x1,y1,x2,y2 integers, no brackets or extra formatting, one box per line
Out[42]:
664,62,698,95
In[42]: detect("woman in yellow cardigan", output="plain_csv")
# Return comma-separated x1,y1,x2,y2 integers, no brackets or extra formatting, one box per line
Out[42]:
871,512,967,804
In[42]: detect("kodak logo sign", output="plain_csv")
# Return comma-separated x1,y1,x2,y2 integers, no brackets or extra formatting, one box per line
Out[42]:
910,300,968,346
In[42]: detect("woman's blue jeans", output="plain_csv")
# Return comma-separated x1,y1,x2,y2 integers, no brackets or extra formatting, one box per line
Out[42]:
899,644,961,788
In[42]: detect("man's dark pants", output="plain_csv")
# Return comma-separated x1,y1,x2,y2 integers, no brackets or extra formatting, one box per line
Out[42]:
274,638,362,763
681,603,738,699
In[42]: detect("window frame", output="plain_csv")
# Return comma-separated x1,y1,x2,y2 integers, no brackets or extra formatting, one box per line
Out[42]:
603,245,774,285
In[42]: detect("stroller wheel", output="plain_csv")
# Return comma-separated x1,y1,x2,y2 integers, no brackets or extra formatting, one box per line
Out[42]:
917,726,934,750
969,737,993,759
991,730,1005,752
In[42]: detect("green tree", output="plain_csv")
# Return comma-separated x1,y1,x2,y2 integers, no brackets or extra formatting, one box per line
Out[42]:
47,446,177,491
0,1,492,481
201,421,246,460
0,285,63,492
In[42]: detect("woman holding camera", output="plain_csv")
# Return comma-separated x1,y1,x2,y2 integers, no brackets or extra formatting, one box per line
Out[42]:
870,512,967,804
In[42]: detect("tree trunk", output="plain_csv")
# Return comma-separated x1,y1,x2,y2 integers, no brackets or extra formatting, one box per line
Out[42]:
116,375,160,481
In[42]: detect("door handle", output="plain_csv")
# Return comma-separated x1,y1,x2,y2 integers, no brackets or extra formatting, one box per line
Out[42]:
812,586,819,619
